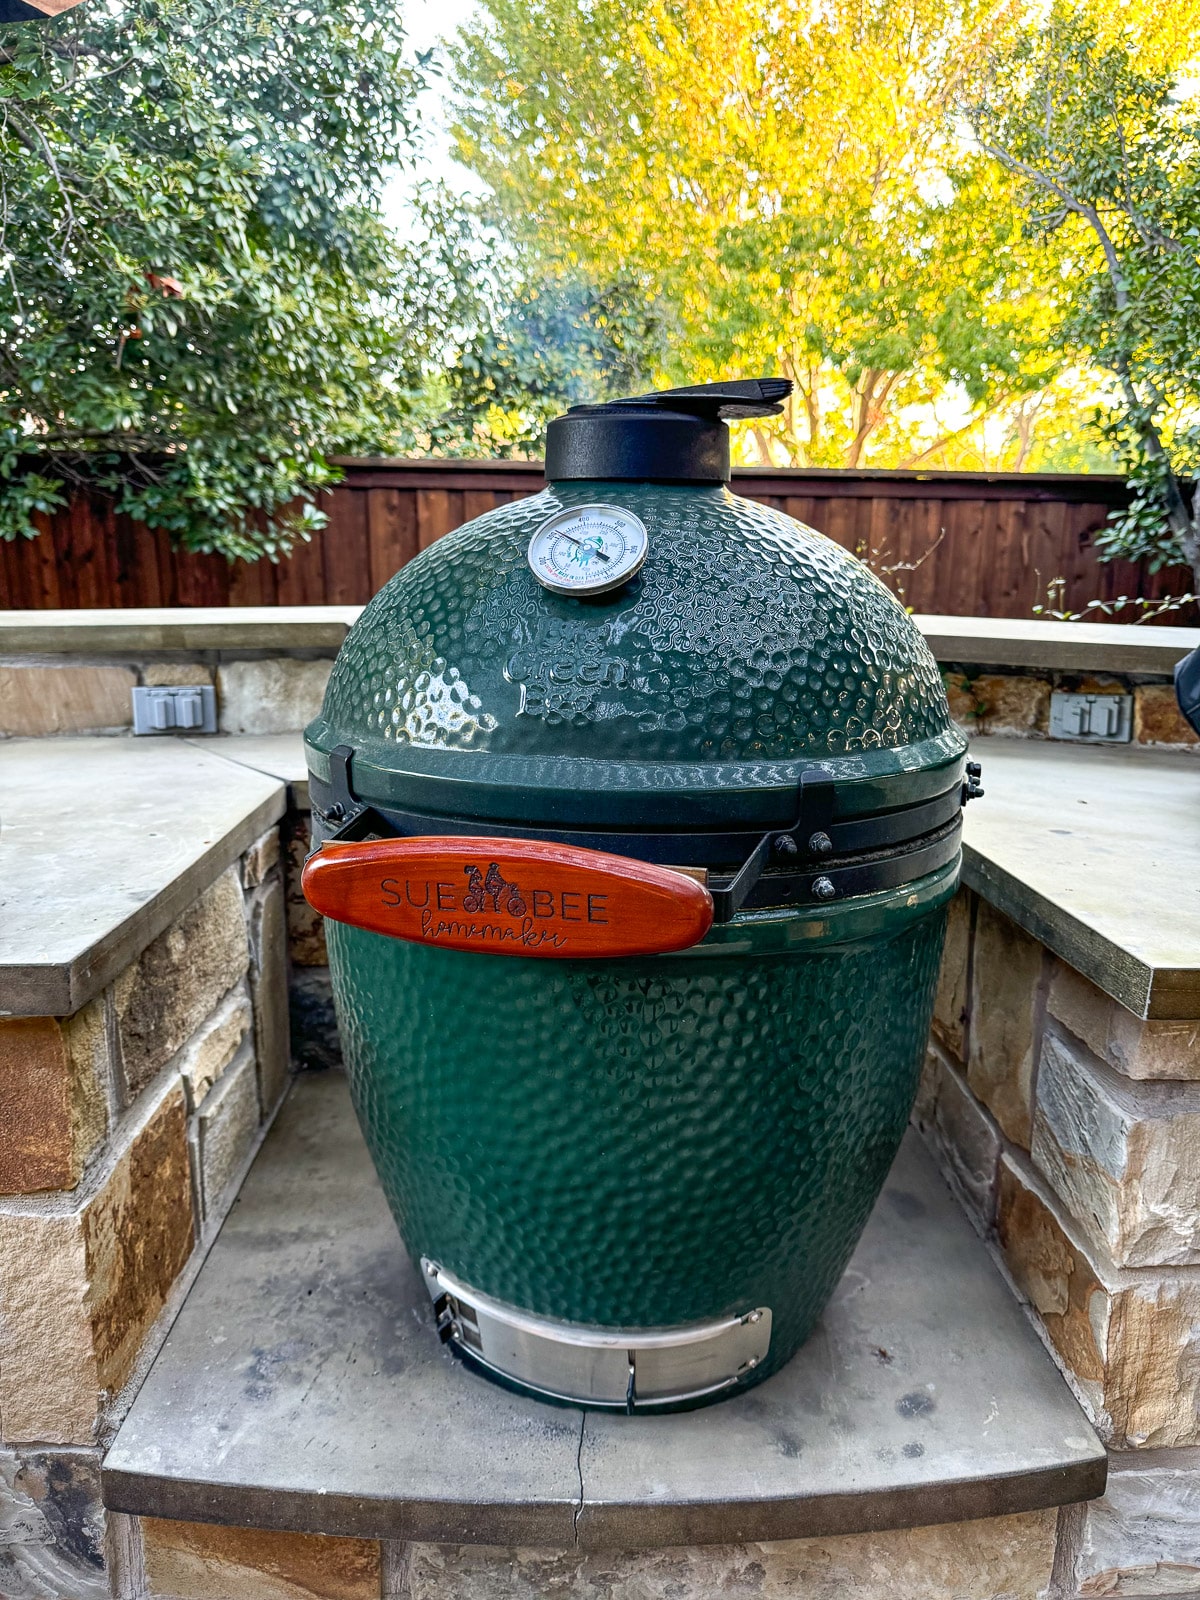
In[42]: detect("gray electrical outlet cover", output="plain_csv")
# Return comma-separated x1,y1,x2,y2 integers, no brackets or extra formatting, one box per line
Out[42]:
1048,691,1133,743
131,685,218,736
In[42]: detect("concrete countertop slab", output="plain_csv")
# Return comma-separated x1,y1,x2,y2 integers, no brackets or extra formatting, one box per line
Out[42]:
2,607,1196,675
963,739,1200,1019
102,1072,1105,1550
0,606,361,653
0,738,285,1017
918,614,1199,674
196,734,312,810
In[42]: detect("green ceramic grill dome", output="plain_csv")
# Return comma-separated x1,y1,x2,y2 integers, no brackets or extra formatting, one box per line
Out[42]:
306,380,969,1412
307,485,959,827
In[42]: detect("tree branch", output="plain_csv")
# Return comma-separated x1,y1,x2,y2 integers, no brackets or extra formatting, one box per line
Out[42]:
3,105,80,251
972,123,1199,575
1108,99,1188,255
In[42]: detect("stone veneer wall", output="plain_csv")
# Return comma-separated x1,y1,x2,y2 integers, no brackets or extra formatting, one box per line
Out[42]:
0,834,290,1600
100,1509,1065,1600
0,656,337,741
947,662,1196,748
917,890,1200,1596
0,651,1197,751
941,665,1199,748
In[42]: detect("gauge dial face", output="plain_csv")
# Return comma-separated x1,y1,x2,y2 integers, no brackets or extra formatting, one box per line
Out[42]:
527,504,649,597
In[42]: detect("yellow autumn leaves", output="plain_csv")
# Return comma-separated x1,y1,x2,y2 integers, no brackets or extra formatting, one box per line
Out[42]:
449,0,1199,468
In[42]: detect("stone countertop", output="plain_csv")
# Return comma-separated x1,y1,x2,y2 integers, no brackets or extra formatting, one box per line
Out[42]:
963,739,1200,1019
1,607,1196,674
0,605,361,653
102,1071,1105,1550
917,614,1199,674
0,738,285,1016
196,734,312,810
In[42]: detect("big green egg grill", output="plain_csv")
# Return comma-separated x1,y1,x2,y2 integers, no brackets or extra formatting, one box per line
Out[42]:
303,379,979,1412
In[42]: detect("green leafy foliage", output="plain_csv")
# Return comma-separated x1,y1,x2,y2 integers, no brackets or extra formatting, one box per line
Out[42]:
389,185,669,458
968,5,1200,584
444,0,1086,470
0,0,424,557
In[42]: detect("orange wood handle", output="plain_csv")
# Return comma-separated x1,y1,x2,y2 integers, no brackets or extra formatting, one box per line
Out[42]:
301,836,714,959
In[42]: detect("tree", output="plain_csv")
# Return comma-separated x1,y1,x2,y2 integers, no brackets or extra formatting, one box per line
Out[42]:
968,4,1200,587
0,0,424,559
391,186,671,458
448,0,1080,470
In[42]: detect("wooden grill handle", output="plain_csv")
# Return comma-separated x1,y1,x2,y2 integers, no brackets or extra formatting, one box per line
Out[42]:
302,836,714,959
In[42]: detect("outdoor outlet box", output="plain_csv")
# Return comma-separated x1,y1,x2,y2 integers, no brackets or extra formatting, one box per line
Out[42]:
1049,691,1133,743
131,685,218,736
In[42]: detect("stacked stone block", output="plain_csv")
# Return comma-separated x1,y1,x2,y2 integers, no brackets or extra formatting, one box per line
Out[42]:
0,652,1197,752
916,890,1200,1596
0,837,290,1600
941,669,1199,748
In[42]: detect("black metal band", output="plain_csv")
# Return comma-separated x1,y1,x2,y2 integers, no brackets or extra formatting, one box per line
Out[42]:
722,820,961,918
308,765,962,865
308,746,963,920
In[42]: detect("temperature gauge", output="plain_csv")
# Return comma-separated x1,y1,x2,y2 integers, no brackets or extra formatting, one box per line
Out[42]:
527,504,648,597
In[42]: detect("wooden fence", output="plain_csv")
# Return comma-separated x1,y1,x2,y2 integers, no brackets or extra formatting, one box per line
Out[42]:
1,458,1194,621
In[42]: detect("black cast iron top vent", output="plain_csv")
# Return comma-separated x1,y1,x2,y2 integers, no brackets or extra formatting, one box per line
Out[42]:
546,377,793,482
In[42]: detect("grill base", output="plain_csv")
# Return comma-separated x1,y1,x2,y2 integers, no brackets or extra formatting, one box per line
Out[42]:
422,1260,772,1411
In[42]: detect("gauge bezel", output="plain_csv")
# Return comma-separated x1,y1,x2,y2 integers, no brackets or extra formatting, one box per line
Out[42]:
526,503,649,597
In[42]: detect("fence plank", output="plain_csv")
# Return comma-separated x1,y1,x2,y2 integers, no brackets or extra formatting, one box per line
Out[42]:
6,513,57,607
1,459,1194,622
804,500,836,548
63,495,104,608
174,553,228,608
366,488,418,593
782,496,816,528
417,488,463,551
949,500,993,619
273,523,327,606
463,489,500,524
323,488,370,605
111,511,155,609
975,498,1015,620
228,547,275,606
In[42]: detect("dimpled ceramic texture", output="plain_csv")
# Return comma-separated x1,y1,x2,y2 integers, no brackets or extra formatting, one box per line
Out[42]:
307,482,962,825
328,897,949,1398
311,480,963,1406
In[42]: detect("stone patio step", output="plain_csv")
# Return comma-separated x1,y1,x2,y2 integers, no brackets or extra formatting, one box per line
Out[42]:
101,1071,1105,1550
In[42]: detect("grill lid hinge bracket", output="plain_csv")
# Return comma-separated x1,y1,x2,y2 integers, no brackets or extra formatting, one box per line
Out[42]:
320,744,391,845
710,768,837,922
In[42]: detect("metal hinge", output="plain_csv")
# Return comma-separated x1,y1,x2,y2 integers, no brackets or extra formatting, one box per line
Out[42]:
708,768,836,919
317,744,390,843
